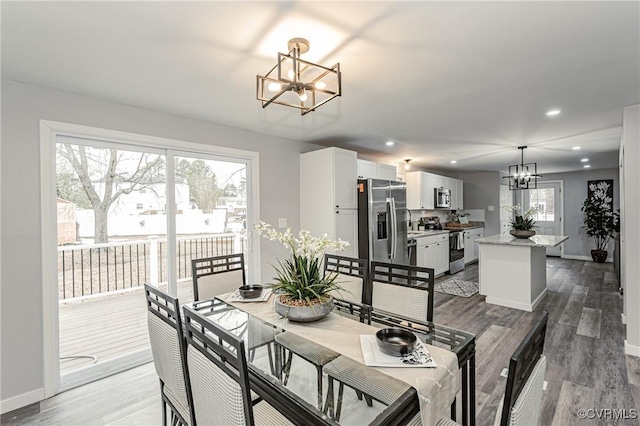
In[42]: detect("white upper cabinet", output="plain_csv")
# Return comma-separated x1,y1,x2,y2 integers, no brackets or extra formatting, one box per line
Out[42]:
376,164,397,181
407,171,435,210
357,159,377,179
357,159,397,181
407,171,463,210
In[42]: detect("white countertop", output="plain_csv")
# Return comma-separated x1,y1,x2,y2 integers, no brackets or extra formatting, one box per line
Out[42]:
407,230,450,238
476,234,569,248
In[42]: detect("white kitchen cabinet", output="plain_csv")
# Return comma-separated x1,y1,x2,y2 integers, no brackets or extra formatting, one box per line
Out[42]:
335,209,358,258
301,147,358,249
406,171,437,210
376,164,397,181
455,179,464,210
435,239,449,275
357,159,397,181
357,159,377,179
464,228,485,264
415,233,449,275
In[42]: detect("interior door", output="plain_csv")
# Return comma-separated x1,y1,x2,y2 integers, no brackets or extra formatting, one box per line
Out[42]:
524,181,563,256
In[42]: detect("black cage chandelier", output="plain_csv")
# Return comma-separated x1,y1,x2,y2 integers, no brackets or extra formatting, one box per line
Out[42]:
257,38,341,116
503,146,543,190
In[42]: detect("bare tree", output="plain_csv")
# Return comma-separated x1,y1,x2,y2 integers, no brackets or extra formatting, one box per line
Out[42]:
57,144,164,243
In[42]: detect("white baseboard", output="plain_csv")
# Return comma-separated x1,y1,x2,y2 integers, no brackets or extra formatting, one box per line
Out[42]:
622,313,627,324
562,254,613,263
625,340,640,357
486,289,547,312
1,388,44,415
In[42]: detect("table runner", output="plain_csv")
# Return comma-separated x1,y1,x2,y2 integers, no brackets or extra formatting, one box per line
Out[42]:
224,294,460,426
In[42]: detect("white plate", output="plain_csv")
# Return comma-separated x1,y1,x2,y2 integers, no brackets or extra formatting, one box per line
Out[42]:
227,289,272,303
360,335,437,368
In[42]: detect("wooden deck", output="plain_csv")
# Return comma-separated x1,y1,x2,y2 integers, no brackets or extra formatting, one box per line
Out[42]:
59,281,194,375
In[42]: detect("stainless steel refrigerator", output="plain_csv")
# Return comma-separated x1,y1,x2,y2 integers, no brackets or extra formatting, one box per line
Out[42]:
357,178,409,265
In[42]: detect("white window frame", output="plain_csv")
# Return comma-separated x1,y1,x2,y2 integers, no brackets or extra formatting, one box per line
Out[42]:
40,120,260,397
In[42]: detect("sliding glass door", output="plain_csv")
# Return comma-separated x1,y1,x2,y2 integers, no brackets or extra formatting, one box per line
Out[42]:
45,125,257,393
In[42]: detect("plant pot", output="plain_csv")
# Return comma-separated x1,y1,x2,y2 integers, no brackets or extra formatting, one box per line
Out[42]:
591,249,608,263
274,296,334,323
510,229,536,239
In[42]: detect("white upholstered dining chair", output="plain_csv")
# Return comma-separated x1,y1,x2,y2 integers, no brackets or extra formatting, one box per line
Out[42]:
144,284,195,426
182,304,293,426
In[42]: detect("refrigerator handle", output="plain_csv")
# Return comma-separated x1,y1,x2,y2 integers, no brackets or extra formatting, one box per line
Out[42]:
385,199,392,259
389,197,398,260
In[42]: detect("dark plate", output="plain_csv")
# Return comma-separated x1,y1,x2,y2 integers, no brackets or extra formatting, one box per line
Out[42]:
238,285,263,299
375,328,417,357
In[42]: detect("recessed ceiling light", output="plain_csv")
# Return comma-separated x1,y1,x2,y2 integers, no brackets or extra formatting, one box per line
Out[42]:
572,146,581,150
581,158,589,162
450,160,457,164
546,109,561,116
385,141,394,146
584,164,591,168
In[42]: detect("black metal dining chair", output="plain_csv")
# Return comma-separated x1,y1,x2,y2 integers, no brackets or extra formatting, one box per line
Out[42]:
144,284,195,426
368,261,435,322
191,253,274,371
323,261,435,420
182,304,293,426
191,253,246,301
436,311,550,426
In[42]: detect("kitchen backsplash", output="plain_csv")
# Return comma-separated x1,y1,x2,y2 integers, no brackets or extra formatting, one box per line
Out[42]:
409,208,485,229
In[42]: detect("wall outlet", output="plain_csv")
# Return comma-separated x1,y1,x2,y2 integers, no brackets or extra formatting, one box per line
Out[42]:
488,205,495,211
278,218,288,228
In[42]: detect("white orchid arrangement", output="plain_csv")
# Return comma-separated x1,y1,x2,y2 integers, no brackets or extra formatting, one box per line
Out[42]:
254,221,349,304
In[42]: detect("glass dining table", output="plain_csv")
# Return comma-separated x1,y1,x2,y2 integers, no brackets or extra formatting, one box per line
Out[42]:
188,295,476,426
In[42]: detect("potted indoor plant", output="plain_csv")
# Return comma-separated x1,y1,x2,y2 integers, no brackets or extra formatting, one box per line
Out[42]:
255,221,348,322
581,181,619,263
506,204,538,238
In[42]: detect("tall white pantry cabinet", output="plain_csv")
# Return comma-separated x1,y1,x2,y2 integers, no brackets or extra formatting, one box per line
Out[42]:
300,147,358,258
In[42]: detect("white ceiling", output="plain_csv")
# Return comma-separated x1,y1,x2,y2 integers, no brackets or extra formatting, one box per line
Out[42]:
3,1,638,174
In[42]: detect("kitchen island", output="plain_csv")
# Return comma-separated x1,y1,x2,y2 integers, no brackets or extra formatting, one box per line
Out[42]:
477,234,569,311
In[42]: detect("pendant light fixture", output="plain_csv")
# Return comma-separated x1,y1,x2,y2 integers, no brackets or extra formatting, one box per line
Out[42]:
404,159,411,170
256,38,341,116
503,146,542,190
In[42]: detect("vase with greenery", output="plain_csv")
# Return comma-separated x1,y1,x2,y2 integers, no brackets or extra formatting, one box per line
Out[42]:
581,181,619,263
255,221,348,322
505,204,538,238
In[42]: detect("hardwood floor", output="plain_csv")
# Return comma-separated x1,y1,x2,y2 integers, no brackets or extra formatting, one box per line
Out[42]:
4,258,638,425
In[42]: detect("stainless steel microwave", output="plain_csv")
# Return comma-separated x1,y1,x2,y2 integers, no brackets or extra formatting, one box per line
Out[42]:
435,187,451,209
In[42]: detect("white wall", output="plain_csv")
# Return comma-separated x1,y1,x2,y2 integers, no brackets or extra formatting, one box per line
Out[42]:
621,104,640,356
458,171,502,236
0,79,317,409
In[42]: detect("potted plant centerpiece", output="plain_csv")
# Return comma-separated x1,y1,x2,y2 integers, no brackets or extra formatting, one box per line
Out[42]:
255,221,348,322
506,204,538,238
581,181,619,263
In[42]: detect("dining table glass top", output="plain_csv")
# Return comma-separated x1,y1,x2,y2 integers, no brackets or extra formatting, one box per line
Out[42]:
188,296,476,426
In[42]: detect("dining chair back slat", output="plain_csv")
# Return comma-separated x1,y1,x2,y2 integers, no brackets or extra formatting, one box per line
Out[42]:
324,254,368,305
191,254,245,301
183,304,254,426
369,262,435,322
144,284,194,426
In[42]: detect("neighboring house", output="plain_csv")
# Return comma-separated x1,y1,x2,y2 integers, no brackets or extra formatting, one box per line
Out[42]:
111,182,190,216
56,197,77,245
